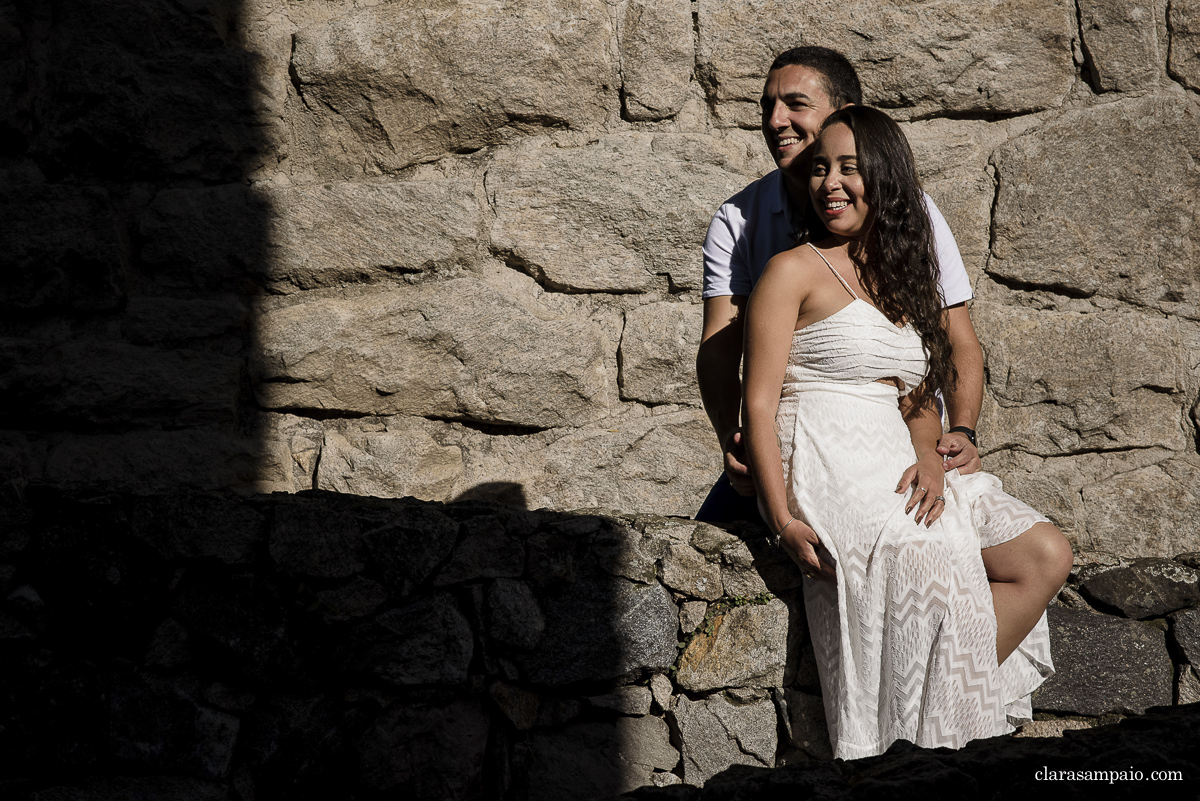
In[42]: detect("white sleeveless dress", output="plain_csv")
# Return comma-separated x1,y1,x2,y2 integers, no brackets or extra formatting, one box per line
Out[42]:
777,244,1053,759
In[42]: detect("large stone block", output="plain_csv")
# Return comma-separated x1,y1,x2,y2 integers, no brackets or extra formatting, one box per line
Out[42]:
28,0,270,181
620,301,703,404
311,408,721,517
1169,0,1200,89
1032,606,1173,715
140,180,481,293
619,0,694,121
697,0,1075,125
990,93,1200,317
1079,0,1166,91
253,278,611,427
356,697,489,798
1079,459,1200,557
670,693,776,786
0,186,127,313
0,340,241,428
900,118,1011,278
984,449,1200,558
343,594,474,685
488,133,764,293
525,717,678,801
974,303,1193,457
1080,558,1200,618
675,599,789,691
519,577,677,685
38,429,295,495
290,0,617,175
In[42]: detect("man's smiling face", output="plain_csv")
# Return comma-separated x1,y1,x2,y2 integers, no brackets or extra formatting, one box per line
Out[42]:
760,64,838,182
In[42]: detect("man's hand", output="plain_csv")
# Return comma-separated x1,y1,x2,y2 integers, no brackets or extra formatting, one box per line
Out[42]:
937,431,980,475
723,430,756,496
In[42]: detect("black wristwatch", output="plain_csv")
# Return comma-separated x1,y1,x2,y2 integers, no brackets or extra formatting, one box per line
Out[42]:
949,426,977,448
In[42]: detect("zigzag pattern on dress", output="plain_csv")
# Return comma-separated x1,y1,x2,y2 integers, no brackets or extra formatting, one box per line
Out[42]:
775,293,1053,760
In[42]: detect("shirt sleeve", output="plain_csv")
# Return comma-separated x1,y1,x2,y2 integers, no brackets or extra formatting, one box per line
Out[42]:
700,203,748,297
924,193,974,307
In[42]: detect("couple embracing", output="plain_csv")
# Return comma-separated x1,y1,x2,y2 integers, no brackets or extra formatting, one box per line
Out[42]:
694,47,1074,760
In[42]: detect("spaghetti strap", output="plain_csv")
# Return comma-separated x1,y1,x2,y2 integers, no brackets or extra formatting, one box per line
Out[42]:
807,243,859,301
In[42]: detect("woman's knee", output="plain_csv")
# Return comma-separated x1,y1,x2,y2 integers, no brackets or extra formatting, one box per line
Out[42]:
1027,522,1074,587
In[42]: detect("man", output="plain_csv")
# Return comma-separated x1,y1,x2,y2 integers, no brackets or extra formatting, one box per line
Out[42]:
695,48,1071,649
696,46,982,522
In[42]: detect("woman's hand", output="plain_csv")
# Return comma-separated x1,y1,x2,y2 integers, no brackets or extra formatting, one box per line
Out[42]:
777,518,836,582
896,453,946,527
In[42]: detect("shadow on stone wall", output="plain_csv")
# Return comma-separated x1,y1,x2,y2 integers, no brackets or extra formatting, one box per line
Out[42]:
0,484,725,799
0,0,285,494
5,483,1200,799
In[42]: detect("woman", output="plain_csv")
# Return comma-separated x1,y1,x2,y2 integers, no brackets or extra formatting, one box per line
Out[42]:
742,106,1069,759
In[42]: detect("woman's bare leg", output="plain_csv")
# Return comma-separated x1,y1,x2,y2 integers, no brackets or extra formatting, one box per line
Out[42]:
980,522,1073,664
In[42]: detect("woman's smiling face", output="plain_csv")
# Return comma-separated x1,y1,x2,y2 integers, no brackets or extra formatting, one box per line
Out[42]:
808,122,871,240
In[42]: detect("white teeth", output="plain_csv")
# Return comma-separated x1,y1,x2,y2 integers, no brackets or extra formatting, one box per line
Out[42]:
778,138,800,146
827,200,848,210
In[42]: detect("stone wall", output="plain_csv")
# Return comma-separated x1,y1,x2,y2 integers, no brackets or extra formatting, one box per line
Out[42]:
3,485,1198,799
4,0,1200,560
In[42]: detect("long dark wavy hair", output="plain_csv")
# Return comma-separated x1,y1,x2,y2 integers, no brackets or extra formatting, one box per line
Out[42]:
793,105,957,412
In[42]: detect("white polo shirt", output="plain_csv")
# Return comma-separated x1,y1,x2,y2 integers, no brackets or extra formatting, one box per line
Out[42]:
703,170,973,305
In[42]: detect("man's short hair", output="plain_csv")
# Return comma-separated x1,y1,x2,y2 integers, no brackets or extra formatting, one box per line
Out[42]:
768,47,863,108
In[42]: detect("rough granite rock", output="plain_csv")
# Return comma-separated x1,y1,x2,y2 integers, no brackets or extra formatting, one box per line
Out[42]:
1176,663,1200,704
697,0,1075,125
0,186,127,313
650,673,674,712
1032,606,1173,715
171,569,301,684
1170,606,1200,665
680,600,708,634
619,301,704,405
990,92,1200,317
671,693,776,786
356,697,489,798
140,180,483,293
1076,458,1200,558
269,501,364,579
488,134,760,293
486,578,546,651
0,339,241,429
342,593,474,686
525,716,679,801
1012,718,1096,738
675,599,788,691
313,409,721,517
30,778,232,801
973,303,1192,457
290,0,618,175
520,577,678,685
315,577,388,622
588,686,653,716
362,503,459,596
489,682,581,730
1079,558,1200,618
37,429,295,495
130,493,265,565
434,516,525,585
25,0,268,184
619,0,694,121
660,542,723,601
1078,0,1166,91
1169,0,1200,89
781,689,832,759
253,278,610,428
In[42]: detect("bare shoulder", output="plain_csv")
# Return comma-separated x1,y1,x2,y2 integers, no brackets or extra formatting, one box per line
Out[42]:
756,243,822,295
